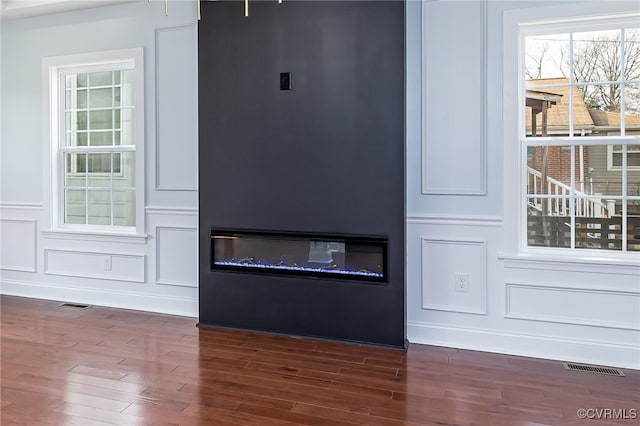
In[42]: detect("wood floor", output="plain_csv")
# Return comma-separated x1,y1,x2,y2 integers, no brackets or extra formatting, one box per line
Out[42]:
1,295,638,426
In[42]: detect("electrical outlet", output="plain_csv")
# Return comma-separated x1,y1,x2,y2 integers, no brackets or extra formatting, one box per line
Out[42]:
103,255,112,271
455,273,469,293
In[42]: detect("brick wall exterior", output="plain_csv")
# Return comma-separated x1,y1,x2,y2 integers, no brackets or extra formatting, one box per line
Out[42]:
528,146,589,191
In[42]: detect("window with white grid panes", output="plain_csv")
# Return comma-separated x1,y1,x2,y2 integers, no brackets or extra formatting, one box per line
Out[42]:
523,22,640,253
61,64,136,227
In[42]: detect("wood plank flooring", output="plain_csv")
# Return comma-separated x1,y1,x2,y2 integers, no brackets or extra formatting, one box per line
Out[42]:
1,295,638,425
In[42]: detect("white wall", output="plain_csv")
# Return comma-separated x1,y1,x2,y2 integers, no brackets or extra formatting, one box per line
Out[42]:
407,0,639,370
1,1,199,317
1,0,638,369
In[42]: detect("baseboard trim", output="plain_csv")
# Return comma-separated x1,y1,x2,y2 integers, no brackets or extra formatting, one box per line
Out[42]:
0,279,197,318
408,321,640,370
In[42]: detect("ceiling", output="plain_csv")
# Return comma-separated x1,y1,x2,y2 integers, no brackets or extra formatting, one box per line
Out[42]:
0,0,140,20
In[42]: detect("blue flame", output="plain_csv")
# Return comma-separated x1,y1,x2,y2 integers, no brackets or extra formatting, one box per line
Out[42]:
213,259,383,278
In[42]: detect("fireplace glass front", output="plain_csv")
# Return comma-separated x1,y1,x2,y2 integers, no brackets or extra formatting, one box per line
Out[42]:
211,230,387,282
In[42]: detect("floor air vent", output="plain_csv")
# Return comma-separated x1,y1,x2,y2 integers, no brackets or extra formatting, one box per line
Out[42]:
562,362,625,377
59,302,92,310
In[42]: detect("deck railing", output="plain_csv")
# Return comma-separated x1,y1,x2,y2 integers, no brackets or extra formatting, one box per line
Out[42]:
527,167,614,217
527,215,640,251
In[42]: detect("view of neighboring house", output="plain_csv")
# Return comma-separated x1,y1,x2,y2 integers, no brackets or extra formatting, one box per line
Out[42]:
526,78,640,217
525,78,640,251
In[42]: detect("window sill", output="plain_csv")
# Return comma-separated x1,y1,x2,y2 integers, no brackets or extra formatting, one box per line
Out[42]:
499,252,640,276
41,228,148,244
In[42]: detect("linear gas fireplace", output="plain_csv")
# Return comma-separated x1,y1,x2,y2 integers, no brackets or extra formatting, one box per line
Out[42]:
211,230,387,282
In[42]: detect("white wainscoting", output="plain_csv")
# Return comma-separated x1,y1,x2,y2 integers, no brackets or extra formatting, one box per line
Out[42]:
407,321,640,370
155,226,197,287
1,278,197,317
0,218,37,272
421,237,487,314
407,215,640,370
505,282,640,331
44,249,145,283
0,205,199,317
155,25,198,191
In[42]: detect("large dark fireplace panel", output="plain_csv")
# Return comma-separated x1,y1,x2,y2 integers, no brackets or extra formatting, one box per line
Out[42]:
198,0,406,348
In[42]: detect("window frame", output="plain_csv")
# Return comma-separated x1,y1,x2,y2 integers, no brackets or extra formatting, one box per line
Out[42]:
503,2,640,262
43,49,145,238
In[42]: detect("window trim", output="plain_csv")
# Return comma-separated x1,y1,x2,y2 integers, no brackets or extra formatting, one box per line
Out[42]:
43,48,146,239
503,2,640,263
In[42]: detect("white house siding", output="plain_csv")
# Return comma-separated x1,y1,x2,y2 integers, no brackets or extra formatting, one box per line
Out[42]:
1,0,638,369
1,1,199,317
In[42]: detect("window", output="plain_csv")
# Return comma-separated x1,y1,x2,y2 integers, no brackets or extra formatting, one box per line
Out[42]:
609,144,640,170
519,13,640,254
45,49,144,235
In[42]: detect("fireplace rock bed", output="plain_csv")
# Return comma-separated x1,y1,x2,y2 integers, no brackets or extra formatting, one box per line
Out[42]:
211,230,387,282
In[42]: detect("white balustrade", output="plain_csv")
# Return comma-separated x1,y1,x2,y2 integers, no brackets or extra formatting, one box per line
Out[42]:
527,167,612,217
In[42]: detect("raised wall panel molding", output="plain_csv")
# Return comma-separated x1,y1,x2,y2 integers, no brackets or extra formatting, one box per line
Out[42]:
0,279,197,318
44,249,145,283
421,0,487,195
505,282,640,331
155,226,197,287
421,237,487,315
0,219,37,272
407,321,640,370
155,25,198,191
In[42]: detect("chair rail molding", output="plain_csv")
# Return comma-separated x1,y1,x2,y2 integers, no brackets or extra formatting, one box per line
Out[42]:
0,202,44,210
407,214,503,227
